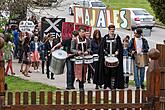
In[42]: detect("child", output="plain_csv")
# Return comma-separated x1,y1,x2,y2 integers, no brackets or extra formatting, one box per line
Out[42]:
123,35,130,88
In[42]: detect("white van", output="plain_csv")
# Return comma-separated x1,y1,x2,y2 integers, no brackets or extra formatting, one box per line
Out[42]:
69,0,106,15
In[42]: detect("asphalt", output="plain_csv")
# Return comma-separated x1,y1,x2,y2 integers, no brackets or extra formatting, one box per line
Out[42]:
9,59,137,91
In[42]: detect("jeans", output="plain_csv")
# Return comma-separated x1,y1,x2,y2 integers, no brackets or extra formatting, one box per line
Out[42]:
66,58,75,88
134,64,145,87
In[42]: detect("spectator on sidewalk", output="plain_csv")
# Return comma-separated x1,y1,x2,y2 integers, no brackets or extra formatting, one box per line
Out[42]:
30,36,40,72
3,33,15,76
22,36,31,77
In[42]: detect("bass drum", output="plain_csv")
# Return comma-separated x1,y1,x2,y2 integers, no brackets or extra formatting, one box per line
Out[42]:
50,49,67,75
135,53,149,67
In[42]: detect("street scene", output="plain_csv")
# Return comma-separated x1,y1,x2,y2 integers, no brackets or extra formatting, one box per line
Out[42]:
0,0,165,110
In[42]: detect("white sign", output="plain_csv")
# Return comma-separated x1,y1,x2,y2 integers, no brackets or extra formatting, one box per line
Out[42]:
19,21,35,32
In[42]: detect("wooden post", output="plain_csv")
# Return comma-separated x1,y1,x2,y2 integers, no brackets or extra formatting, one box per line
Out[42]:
146,48,160,110
0,36,5,110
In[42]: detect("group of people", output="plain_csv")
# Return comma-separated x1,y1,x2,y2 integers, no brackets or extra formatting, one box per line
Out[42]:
51,24,149,90
0,18,149,91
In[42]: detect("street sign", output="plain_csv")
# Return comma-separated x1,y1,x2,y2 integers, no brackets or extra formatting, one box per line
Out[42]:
19,21,35,32
41,17,65,38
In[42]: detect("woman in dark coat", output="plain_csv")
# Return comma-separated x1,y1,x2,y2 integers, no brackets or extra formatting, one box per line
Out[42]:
92,30,103,89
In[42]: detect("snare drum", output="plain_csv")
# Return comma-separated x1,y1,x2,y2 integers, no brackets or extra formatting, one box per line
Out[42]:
93,54,99,62
123,56,134,74
84,55,93,64
75,56,83,64
135,53,149,67
105,56,119,68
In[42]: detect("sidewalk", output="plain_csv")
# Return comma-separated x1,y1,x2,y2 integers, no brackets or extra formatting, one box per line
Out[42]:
9,59,136,91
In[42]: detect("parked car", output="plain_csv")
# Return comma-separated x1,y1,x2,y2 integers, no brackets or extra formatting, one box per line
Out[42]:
33,0,57,6
120,8,155,30
69,0,106,15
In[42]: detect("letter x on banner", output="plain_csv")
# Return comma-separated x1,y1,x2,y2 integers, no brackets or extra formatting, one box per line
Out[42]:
41,17,65,39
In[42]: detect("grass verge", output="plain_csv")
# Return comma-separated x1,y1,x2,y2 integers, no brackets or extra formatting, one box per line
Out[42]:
102,0,154,15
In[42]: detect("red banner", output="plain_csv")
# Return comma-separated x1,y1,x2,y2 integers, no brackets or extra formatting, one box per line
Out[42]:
62,22,92,40
61,22,74,40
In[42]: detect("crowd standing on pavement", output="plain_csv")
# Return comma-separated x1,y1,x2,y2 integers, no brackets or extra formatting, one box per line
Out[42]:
0,15,150,91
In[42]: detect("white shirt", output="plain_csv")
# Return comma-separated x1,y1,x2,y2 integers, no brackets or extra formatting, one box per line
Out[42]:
35,42,38,50
135,37,142,54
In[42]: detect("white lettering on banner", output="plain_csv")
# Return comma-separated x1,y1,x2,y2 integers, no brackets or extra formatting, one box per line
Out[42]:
74,7,132,28
85,9,90,25
96,10,106,28
90,10,96,26
106,10,111,26
113,10,120,28
44,18,61,33
120,10,128,28
75,7,84,24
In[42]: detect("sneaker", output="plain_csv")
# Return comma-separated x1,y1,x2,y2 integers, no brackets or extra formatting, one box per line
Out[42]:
28,71,32,73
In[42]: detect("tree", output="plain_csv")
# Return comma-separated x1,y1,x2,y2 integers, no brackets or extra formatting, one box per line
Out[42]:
0,0,65,20
148,0,165,24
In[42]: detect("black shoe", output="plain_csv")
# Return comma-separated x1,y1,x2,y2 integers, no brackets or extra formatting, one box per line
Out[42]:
51,77,55,80
28,71,32,73
141,84,145,89
95,85,99,89
136,87,140,90
47,75,50,79
99,85,102,89
71,86,75,89
87,80,91,83
66,87,71,90
103,85,107,89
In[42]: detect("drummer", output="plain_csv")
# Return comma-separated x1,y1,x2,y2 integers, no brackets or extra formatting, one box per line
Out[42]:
96,24,124,89
128,28,149,89
71,26,91,91
51,30,79,90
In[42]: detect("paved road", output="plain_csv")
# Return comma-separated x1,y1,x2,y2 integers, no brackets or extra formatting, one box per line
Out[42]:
10,59,136,91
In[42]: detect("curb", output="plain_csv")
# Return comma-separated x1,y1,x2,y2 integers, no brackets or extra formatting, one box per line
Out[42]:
155,23,165,29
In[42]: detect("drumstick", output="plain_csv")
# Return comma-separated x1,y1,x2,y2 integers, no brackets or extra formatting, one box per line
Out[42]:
89,64,95,73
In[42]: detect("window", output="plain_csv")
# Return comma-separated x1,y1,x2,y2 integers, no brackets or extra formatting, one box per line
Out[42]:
133,10,149,15
91,2,105,7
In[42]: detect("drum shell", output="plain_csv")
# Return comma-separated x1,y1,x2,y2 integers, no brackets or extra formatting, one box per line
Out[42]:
93,54,99,62
135,53,149,67
84,55,93,64
50,50,67,75
50,57,65,75
105,56,119,68
123,56,134,74
75,57,83,64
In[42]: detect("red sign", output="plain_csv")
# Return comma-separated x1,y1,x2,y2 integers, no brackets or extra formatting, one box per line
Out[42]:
61,22,92,40
61,22,74,40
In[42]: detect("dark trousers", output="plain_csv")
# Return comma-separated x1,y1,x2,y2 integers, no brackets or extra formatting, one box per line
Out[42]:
46,56,54,79
87,64,94,82
42,61,45,74
66,59,75,88
104,67,117,89
18,49,23,62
